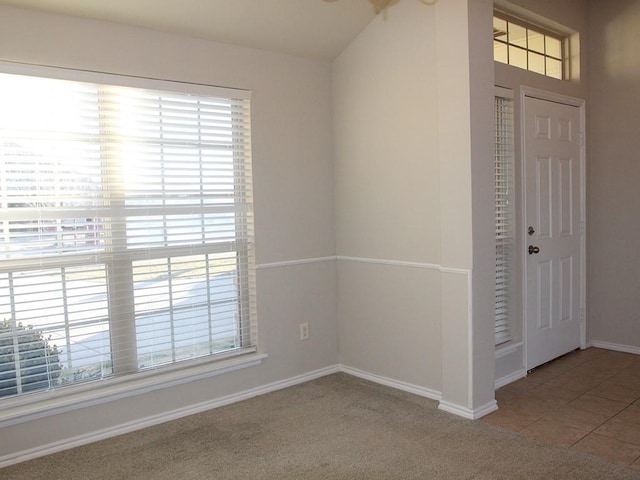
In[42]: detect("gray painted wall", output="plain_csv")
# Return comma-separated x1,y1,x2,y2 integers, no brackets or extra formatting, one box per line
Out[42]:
587,0,640,348
333,0,496,414
332,0,442,392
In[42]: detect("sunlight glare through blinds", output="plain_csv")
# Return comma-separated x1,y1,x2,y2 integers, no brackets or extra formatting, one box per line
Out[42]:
0,65,255,398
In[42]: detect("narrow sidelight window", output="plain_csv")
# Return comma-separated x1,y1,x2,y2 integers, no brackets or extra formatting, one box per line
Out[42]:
494,93,515,346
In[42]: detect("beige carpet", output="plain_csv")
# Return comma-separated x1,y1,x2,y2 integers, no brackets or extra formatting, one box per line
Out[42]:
3,373,640,479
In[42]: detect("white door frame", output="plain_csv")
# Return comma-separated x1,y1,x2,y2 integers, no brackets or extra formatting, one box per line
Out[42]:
520,86,587,370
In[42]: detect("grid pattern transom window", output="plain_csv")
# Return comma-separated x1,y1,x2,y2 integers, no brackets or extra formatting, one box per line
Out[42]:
493,14,564,80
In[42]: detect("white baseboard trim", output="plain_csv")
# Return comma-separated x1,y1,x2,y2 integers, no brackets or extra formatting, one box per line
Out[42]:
0,364,340,469
588,341,640,355
339,366,501,420
495,369,527,389
495,342,523,359
339,365,442,401
1,363,498,468
340,366,500,419
438,399,498,420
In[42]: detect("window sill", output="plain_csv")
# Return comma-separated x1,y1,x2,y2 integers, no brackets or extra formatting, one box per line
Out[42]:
0,350,267,428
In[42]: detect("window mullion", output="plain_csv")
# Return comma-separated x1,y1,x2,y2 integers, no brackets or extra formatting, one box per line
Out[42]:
60,266,73,371
167,258,176,364
7,274,23,395
101,87,138,376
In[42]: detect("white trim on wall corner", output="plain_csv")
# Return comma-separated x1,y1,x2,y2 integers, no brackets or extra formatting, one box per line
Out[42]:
439,265,473,276
256,255,472,276
495,341,523,359
340,365,442,401
337,255,441,271
438,399,498,420
495,369,526,389
588,341,640,356
337,255,471,275
436,266,474,415
256,256,336,269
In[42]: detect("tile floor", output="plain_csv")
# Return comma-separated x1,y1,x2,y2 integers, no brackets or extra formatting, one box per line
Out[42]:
482,347,640,469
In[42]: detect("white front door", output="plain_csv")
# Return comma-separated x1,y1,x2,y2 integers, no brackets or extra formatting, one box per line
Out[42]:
524,94,584,371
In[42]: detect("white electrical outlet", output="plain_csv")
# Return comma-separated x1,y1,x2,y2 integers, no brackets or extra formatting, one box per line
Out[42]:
299,322,309,340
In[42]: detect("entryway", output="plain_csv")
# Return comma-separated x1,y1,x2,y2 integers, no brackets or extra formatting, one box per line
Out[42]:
483,347,640,468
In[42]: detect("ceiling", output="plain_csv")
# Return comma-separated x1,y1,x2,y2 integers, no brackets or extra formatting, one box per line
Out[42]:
0,0,379,61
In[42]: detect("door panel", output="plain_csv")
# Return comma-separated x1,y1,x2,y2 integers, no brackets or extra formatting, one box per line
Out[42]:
525,96,582,370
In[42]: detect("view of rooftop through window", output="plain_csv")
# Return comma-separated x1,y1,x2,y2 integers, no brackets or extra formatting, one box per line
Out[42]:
493,14,565,80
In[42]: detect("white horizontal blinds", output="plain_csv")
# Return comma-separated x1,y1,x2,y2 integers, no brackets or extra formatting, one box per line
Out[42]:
0,67,255,398
495,94,514,346
0,266,112,391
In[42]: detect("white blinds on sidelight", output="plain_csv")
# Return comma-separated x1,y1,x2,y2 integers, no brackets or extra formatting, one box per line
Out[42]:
0,64,256,398
494,94,514,346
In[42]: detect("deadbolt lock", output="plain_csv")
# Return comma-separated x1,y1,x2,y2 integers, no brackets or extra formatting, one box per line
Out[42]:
528,226,535,236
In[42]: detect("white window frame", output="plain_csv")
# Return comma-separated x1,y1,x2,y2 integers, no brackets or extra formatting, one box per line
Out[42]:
0,62,263,423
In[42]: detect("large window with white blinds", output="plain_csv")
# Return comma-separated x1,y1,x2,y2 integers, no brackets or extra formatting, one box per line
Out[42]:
0,63,256,399
494,92,515,346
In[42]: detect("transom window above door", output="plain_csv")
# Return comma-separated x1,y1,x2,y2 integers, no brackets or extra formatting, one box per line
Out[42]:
493,13,567,80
